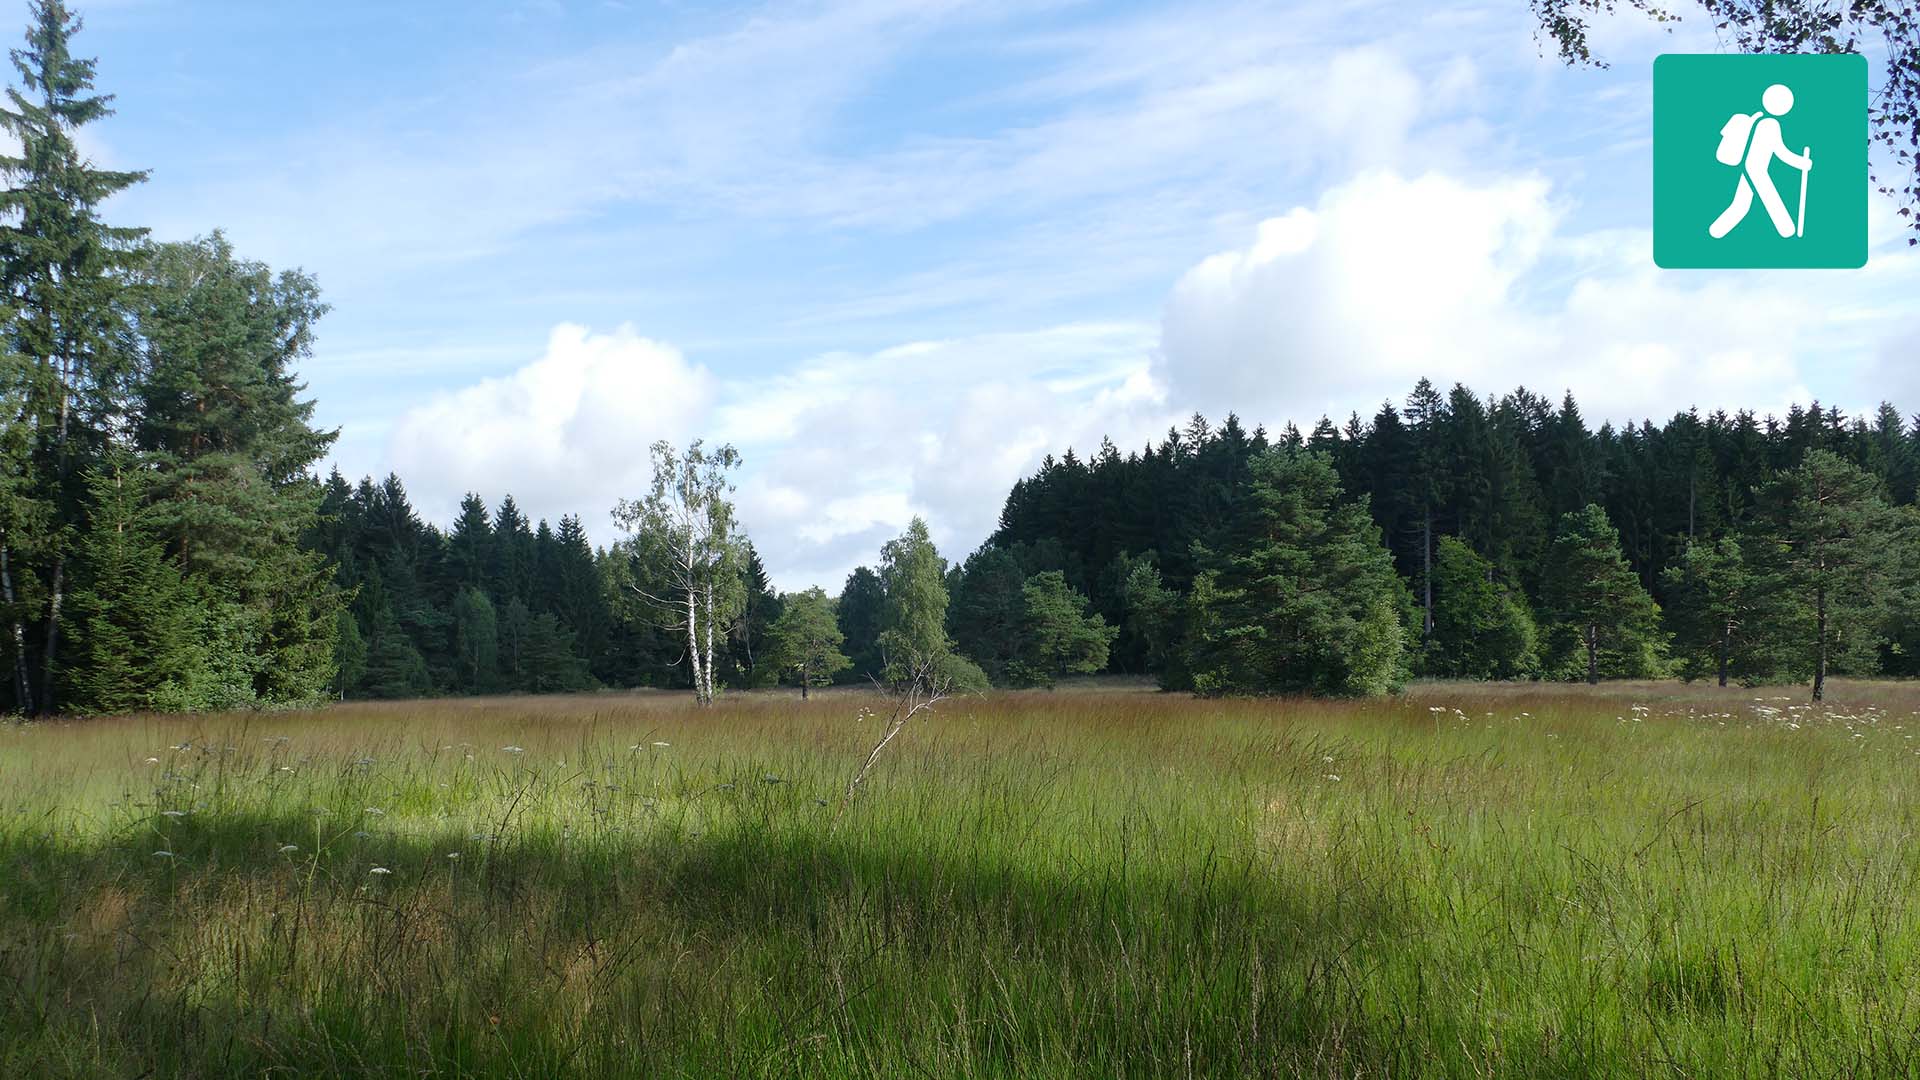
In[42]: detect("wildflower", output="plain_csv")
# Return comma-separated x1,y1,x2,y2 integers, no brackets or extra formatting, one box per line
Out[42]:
1321,755,1334,763
144,757,160,764
446,852,461,861
1325,774,1341,782
369,866,391,876
364,807,384,816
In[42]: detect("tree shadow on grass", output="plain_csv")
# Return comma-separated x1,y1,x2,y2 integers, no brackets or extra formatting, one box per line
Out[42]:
0,809,1649,1079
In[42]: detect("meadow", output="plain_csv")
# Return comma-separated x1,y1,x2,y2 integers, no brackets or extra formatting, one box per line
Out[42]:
4,681,1920,1078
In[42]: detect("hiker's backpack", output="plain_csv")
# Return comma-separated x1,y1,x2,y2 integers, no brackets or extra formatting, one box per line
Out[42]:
1716,111,1763,166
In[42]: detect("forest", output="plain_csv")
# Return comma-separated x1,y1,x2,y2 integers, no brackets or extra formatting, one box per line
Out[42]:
3,1,1918,716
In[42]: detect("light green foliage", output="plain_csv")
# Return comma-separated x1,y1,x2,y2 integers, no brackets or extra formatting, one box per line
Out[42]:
1116,554,1181,682
451,587,499,691
1543,504,1667,683
1425,536,1538,679
1183,451,1410,697
1008,570,1115,688
877,517,950,685
766,586,850,696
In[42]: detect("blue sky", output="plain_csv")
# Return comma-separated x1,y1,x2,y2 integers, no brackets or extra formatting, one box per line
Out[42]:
33,0,1920,588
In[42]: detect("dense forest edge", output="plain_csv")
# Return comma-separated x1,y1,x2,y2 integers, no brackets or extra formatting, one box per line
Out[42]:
3,2,1918,716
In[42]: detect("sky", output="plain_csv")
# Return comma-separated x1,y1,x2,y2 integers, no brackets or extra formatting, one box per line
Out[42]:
31,0,1920,590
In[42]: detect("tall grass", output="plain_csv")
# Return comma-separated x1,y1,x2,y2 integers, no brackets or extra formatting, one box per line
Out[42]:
4,681,1920,1077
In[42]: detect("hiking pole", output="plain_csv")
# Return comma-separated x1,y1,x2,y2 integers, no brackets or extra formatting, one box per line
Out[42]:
1796,146,1811,237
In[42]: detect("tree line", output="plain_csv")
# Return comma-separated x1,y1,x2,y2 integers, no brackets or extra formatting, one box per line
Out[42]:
982,382,1920,698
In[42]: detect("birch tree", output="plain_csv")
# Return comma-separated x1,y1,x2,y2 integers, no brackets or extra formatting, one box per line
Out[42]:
611,439,744,705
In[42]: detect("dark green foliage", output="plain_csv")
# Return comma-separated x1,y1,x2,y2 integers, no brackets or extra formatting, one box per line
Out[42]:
1183,452,1410,697
1425,536,1539,679
1660,537,1796,686
521,612,593,693
0,1,147,712
1543,505,1666,683
357,601,430,700
1750,451,1913,699
948,546,1028,683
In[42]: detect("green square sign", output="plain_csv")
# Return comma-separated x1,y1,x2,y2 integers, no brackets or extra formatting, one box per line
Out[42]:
1653,53,1867,269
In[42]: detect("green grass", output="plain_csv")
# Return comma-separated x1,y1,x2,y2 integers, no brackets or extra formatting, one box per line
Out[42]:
5,681,1920,1077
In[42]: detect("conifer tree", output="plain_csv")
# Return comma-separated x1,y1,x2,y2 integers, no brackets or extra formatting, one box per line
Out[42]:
1543,505,1665,683
1009,570,1115,688
66,455,203,712
1660,537,1795,686
1751,450,1909,700
767,586,849,698
0,1,147,711
1184,451,1410,697
836,565,885,681
1426,536,1539,679
948,545,1027,684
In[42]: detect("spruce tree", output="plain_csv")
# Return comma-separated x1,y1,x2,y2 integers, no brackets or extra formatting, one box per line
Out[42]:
0,1,147,711
836,565,885,681
948,545,1027,684
1542,505,1665,683
66,455,204,713
1426,536,1539,680
1660,537,1794,686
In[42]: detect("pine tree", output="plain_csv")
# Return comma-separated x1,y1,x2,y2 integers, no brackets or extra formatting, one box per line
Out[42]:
1184,451,1410,697
1751,450,1909,700
1542,505,1666,683
0,1,148,711
1009,570,1115,688
767,586,849,698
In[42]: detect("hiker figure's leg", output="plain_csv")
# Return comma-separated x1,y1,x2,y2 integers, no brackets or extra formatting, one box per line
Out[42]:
1709,176,1753,239
1749,166,1795,237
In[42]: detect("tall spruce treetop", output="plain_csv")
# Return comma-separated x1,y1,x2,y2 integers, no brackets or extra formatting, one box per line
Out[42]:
0,1,146,417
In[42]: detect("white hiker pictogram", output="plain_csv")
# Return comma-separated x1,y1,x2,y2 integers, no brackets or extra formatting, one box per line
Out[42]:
1709,83,1812,239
